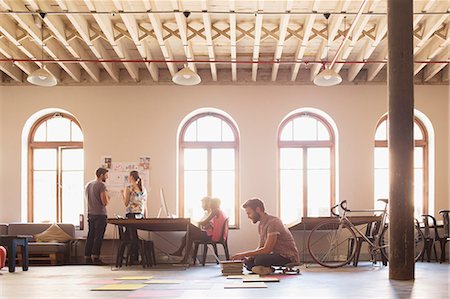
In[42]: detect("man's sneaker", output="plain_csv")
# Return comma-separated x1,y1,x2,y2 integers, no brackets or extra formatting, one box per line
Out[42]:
251,266,273,275
92,258,108,266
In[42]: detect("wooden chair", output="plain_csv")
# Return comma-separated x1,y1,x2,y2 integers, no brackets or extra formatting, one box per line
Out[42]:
420,215,439,262
352,220,387,266
192,218,230,266
438,210,450,263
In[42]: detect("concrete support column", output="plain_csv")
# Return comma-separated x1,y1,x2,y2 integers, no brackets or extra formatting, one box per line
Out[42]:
387,0,415,280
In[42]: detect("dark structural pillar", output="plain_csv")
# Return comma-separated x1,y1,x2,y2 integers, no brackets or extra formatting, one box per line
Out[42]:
387,0,415,280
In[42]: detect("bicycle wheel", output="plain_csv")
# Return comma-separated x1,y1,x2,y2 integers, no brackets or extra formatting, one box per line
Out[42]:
380,225,426,262
308,220,357,268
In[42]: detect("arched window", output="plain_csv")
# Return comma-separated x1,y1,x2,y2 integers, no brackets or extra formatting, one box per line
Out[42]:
28,112,84,224
374,115,429,217
278,111,336,224
179,112,239,227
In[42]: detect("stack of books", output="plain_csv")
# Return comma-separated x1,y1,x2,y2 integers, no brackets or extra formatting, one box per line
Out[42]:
220,260,243,276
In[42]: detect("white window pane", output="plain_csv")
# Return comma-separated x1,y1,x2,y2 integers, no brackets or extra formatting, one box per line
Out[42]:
374,169,389,210
197,116,221,141
33,171,57,223
307,170,330,217
33,149,57,170
317,122,330,140
414,169,423,218
280,121,293,141
221,121,235,141
280,148,302,169
184,149,207,170
47,117,71,141
308,148,330,169
212,171,235,226
62,171,84,225
212,149,235,170
293,117,316,141
184,121,197,141
414,147,423,168
62,149,84,171
375,120,387,141
280,170,303,224
184,171,207,221
34,122,46,141
71,122,83,141
414,122,423,140
374,148,388,169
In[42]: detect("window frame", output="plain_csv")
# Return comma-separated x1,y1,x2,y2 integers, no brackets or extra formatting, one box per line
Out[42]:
374,115,429,214
277,112,336,222
28,113,83,223
178,112,240,228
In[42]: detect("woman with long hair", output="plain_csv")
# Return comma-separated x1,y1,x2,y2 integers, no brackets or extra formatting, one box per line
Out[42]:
122,170,147,219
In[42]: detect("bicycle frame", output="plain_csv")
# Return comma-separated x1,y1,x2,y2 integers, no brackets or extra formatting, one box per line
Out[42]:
334,200,389,254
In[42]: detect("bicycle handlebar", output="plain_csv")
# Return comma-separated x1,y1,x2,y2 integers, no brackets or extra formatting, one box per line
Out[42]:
330,200,351,217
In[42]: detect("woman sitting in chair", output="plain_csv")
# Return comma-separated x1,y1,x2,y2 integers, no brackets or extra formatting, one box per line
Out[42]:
170,197,227,258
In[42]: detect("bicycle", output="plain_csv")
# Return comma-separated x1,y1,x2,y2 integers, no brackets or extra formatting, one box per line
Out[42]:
307,199,425,268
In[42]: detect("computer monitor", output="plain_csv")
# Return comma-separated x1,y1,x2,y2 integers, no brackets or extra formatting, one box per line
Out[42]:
157,188,172,218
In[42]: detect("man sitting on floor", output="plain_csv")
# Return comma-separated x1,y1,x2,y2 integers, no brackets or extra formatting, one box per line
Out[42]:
231,197,299,275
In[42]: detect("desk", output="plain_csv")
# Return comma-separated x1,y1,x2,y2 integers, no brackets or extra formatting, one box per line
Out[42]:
107,218,193,264
0,235,31,272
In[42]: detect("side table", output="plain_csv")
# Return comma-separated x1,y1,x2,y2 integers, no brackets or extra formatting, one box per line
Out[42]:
0,235,31,272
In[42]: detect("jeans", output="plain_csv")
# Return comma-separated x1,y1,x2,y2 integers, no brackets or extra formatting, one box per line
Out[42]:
85,214,107,257
244,253,291,271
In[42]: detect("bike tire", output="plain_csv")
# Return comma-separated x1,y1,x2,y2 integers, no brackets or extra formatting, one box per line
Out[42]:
379,224,426,262
307,220,357,268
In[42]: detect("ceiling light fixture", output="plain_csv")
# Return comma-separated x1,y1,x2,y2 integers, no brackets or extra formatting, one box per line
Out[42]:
172,64,201,86
27,12,57,87
314,13,342,87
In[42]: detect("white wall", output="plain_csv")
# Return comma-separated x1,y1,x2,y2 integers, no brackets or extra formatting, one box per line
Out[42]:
0,84,448,254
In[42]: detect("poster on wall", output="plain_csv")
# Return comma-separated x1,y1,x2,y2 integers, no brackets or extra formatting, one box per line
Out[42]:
101,156,112,169
105,161,151,206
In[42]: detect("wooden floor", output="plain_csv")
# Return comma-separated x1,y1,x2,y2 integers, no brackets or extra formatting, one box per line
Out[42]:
0,262,448,298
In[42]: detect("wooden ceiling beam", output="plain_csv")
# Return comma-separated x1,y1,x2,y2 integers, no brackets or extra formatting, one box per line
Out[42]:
333,0,381,74
291,0,321,81
84,0,139,81
0,38,37,75
0,54,23,82
423,46,450,81
171,0,197,73
251,0,264,82
145,0,177,77
414,24,449,75
229,0,237,81
62,0,119,82
114,0,158,81
201,0,218,81
310,0,352,81
29,0,100,82
271,0,293,82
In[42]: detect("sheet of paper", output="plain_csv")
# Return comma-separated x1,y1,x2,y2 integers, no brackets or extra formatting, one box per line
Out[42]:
91,284,146,291
242,277,279,282
223,282,267,289
226,274,260,279
144,280,183,284
115,276,153,280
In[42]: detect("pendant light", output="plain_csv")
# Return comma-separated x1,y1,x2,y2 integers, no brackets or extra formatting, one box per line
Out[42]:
27,13,57,87
172,64,201,86
314,13,342,87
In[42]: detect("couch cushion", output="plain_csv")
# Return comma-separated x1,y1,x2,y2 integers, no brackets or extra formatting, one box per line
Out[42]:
34,224,73,243
0,224,7,235
28,242,68,254
8,223,75,241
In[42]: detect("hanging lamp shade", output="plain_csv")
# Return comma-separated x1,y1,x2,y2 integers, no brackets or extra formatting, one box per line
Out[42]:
27,67,57,87
172,66,201,86
313,67,342,87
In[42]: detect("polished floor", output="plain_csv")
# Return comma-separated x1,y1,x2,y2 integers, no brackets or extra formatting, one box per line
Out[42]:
0,262,449,299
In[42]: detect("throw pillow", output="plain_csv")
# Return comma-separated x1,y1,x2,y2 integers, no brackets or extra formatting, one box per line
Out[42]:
34,224,73,243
